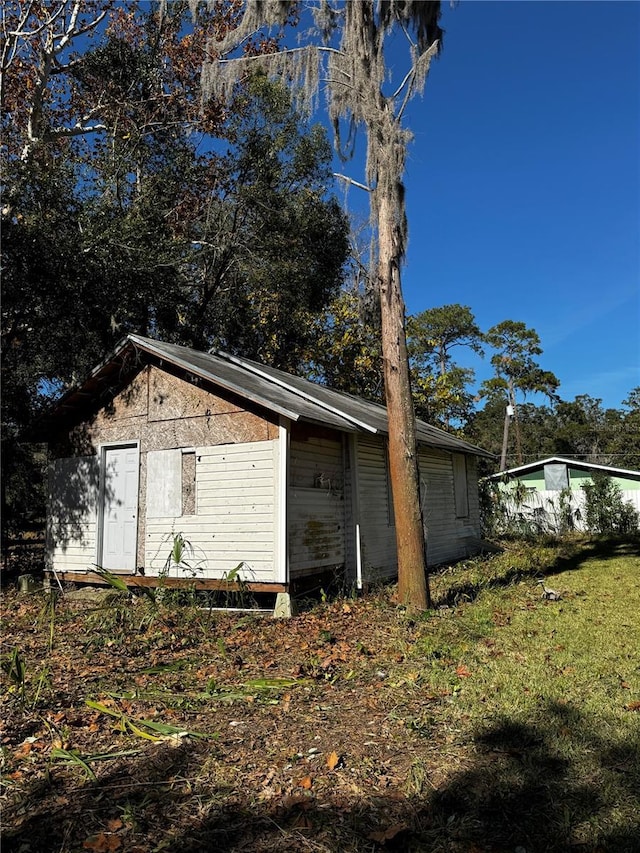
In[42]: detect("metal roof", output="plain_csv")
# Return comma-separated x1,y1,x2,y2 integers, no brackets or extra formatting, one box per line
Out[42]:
488,456,640,479
45,334,493,458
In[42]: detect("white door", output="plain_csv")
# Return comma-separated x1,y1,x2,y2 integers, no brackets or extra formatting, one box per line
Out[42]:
101,445,139,571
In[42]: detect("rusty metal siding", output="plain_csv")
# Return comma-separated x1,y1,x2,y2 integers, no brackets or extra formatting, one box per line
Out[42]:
289,432,346,577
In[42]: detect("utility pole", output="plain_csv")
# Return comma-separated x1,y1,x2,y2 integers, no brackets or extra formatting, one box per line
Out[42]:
499,403,514,471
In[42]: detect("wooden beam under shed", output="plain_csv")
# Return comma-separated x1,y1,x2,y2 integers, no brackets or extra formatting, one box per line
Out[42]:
46,570,287,594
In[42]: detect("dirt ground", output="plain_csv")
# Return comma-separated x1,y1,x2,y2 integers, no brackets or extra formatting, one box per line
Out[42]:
1,585,480,853
2,546,638,853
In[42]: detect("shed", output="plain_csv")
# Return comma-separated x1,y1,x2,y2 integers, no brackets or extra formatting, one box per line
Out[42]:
42,335,492,606
488,456,640,530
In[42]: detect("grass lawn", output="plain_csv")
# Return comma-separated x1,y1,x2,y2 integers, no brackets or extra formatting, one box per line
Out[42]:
1,537,639,852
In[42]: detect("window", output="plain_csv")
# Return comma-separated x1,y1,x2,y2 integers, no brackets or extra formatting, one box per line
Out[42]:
544,463,568,491
453,453,469,518
182,450,196,515
146,449,196,518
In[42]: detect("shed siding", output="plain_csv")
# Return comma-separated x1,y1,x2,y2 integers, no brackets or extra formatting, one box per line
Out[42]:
144,440,277,581
48,365,278,574
357,436,398,583
419,448,480,566
289,434,345,577
47,457,99,571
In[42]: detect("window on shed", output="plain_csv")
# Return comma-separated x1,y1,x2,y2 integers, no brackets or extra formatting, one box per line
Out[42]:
182,450,196,515
146,449,196,518
453,454,469,518
544,463,568,491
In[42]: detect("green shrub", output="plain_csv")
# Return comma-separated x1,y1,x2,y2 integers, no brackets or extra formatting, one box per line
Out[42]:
581,473,640,534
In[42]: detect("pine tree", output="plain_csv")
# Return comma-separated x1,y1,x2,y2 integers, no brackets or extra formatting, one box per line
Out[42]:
193,0,444,608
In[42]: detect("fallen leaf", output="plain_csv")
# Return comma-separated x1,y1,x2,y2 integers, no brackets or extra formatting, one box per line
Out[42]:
83,833,121,852
13,742,33,759
326,751,340,770
342,603,352,614
455,664,472,678
107,818,123,832
625,701,640,711
298,775,313,789
368,822,408,843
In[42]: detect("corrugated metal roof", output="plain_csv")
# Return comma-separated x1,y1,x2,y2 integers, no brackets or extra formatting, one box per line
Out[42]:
45,334,493,458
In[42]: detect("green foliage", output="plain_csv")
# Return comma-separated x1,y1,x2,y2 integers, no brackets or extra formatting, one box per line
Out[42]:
407,304,484,429
610,388,640,470
304,285,384,400
480,320,560,465
483,320,557,397
161,532,202,580
478,479,549,540
581,473,640,535
1,648,27,706
1,6,349,540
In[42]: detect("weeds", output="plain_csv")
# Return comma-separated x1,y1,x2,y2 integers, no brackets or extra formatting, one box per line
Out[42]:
85,699,212,742
1,648,26,706
2,538,639,853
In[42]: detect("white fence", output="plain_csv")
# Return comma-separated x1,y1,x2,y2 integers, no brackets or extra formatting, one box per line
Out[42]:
499,489,640,533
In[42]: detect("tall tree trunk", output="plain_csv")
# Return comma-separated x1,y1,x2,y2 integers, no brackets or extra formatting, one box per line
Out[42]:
377,186,430,610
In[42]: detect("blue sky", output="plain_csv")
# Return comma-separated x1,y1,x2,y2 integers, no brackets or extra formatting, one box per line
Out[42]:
335,0,639,410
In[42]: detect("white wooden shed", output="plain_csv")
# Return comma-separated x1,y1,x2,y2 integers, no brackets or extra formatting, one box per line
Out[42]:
43,335,492,600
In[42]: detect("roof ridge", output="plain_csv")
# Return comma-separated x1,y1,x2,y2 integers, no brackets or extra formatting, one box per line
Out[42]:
215,350,378,434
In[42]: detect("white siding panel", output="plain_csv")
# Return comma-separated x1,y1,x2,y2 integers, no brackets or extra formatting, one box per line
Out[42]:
289,436,346,577
144,440,277,581
47,457,99,572
499,487,640,532
357,436,397,583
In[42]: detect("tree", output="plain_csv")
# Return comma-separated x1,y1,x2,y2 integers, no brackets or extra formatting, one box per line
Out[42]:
553,395,615,465
1,2,349,541
1,0,111,163
481,321,560,468
610,388,640,471
196,0,445,609
407,304,484,429
581,473,640,535
304,284,384,401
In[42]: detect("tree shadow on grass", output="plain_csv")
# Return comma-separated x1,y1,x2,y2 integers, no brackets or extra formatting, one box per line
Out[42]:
546,535,640,575
433,535,640,609
4,700,639,853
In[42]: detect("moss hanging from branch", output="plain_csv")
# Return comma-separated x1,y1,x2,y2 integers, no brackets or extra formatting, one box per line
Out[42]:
193,0,444,610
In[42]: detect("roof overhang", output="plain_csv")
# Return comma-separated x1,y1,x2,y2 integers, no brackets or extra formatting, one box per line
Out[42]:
488,456,640,480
